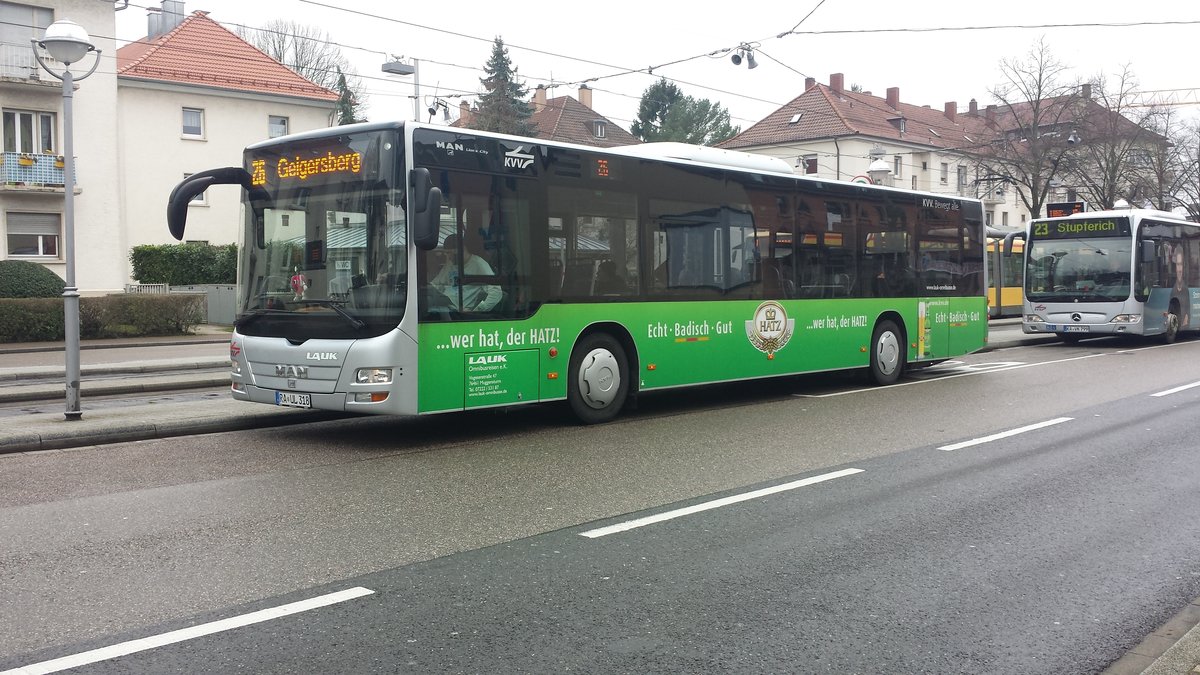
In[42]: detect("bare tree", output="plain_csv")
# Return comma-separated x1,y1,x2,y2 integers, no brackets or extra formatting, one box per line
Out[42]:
971,38,1086,218
238,20,366,121
1064,66,1165,210
1143,109,1200,218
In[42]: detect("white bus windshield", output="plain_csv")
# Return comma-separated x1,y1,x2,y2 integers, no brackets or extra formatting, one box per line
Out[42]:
236,129,406,340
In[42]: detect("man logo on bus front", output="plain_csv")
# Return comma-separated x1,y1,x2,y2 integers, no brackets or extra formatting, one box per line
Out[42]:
746,301,794,358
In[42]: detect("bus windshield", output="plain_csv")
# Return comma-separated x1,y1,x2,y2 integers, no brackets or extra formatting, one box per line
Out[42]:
236,128,406,340
1026,237,1132,303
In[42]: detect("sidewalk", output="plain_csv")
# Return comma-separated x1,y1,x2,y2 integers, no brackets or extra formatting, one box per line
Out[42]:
0,325,341,454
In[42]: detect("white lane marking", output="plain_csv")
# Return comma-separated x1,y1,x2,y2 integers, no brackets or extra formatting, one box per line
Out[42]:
938,417,1074,452
1,587,375,675
579,468,864,539
793,353,1105,398
1151,381,1200,397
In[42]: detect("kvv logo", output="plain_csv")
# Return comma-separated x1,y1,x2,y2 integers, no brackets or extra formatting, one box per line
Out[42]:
504,146,535,170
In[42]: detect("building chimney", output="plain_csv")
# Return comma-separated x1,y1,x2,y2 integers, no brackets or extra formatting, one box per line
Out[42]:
985,104,996,122
459,101,472,125
1081,83,1091,99
579,84,593,109
533,85,547,110
830,73,844,94
805,77,815,91
968,98,978,115
944,101,957,122
886,87,899,110
149,1,186,38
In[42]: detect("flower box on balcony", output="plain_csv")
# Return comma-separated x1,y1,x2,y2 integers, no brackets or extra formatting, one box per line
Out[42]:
17,154,35,166
54,156,64,169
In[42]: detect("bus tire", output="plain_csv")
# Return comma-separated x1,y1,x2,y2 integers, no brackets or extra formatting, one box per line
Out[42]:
568,333,629,424
1163,302,1181,344
869,319,905,385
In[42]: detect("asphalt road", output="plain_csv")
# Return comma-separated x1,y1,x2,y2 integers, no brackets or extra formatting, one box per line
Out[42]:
2,335,1199,673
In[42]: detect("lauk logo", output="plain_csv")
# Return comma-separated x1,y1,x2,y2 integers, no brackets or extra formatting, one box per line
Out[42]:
504,146,535,170
468,354,508,365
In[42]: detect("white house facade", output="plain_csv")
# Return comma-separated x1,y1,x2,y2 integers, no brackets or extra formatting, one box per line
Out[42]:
1,0,337,293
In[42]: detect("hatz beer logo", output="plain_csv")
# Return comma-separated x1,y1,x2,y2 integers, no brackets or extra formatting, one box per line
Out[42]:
504,146,535,170
745,301,795,357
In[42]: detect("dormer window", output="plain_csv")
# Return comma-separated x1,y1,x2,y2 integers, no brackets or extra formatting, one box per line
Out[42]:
888,116,906,134
593,120,606,138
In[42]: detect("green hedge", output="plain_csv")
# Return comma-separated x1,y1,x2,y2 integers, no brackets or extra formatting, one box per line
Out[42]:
0,294,206,342
129,243,236,285
0,260,66,298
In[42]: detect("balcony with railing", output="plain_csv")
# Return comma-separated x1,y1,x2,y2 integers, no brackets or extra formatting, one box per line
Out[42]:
1,152,72,192
0,42,63,90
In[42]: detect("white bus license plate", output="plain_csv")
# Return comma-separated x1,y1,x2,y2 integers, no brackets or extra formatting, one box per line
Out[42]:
1063,326,1090,333
275,391,312,408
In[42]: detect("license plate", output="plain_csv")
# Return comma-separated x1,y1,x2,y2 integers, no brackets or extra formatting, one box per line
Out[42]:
1063,325,1090,333
275,391,312,408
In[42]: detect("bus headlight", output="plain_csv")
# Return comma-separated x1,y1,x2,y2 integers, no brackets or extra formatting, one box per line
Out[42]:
1024,314,1044,323
356,368,393,384
231,359,242,375
1110,314,1141,323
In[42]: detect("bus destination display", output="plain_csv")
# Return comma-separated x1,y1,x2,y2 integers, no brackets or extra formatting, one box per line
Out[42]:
250,150,363,187
1032,217,1130,239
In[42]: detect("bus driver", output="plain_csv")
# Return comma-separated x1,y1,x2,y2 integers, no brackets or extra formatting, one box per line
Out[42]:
430,232,502,312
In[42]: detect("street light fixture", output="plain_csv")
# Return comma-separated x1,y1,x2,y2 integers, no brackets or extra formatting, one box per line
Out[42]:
382,57,420,122
32,19,101,421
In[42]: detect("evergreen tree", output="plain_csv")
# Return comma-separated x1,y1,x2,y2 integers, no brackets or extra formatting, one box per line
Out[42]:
470,37,535,137
632,78,739,145
334,67,363,125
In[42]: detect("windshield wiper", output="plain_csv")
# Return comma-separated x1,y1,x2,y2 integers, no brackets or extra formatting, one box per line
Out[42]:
234,307,291,329
299,300,367,329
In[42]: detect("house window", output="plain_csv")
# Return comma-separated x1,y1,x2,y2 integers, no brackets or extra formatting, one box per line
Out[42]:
956,165,967,188
593,121,606,138
2,110,55,153
6,212,60,258
940,163,949,184
893,155,902,179
985,211,994,226
183,173,206,205
269,115,289,138
800,154,818,174
1002,211,1009,226
182,107,204,138
0,2,52,78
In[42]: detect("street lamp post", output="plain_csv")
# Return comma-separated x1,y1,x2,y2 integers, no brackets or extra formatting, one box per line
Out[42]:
32,19,100,421
381,57,419,122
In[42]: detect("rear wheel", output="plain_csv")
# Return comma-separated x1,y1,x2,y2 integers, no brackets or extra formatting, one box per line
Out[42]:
567,333,629,424
869,319,905,385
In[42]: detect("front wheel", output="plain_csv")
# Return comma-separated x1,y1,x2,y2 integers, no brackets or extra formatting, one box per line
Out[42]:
869,319,905,385
567,333,629,424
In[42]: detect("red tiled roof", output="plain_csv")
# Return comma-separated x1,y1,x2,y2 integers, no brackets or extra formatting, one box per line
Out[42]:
116,11,338,101
720,83,995,152
452,94,640,147
528,95,639,148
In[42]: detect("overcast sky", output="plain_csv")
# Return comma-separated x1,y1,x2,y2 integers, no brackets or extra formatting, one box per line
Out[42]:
113,0,1200,133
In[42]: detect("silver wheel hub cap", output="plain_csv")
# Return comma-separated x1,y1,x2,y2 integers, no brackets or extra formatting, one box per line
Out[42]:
578,348,619,409
876,331,900,376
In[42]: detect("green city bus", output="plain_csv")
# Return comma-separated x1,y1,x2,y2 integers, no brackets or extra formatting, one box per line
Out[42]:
167,122,988,423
